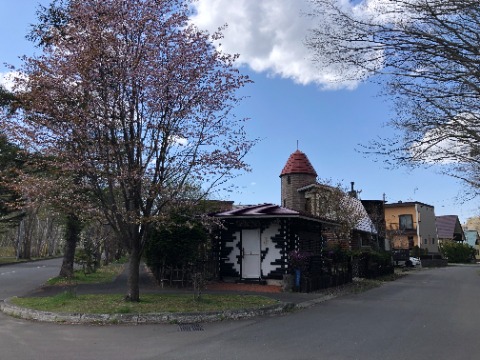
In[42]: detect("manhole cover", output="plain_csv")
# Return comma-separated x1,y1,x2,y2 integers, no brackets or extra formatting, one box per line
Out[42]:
178,323,204,332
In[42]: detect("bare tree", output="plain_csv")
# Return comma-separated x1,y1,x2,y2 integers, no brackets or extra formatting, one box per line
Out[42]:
305,181,366,244
1,0,254,301
15,205,64,259
307,0,480,195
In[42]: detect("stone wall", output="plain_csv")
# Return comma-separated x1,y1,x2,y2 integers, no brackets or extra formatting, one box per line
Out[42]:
280,173,316,211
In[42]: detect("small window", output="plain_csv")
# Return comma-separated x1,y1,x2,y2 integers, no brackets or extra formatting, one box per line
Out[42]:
432,238,435,244
399,214,413,230
424,238,427,245
287,176,291,184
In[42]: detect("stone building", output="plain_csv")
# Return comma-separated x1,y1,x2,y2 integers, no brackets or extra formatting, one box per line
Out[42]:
279,150,380,250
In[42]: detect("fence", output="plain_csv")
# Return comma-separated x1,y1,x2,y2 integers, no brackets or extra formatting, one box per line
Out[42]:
419,254,448,267
297,252,394,292
298,256,352,292
352,253,394,279
148,258,218,288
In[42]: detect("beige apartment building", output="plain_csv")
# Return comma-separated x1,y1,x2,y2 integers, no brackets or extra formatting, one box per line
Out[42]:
384,201,439,254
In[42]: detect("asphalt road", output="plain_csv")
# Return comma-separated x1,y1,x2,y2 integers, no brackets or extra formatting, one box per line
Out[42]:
1,260,479,360
0,258,63,299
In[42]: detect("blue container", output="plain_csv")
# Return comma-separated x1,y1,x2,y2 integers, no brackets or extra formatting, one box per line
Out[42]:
295,269,301,288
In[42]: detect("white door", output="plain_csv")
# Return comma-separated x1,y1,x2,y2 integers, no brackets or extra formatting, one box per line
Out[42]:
241,229,261,279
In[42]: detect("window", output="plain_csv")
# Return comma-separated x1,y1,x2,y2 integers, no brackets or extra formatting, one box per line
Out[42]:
432,238,435,244
424,238,428,245
399,214,414,230
305,198,311,212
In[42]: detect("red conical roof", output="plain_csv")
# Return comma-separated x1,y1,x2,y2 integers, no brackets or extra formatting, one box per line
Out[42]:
280,150,317,177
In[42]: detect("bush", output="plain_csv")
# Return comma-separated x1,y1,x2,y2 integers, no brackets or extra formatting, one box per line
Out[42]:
351,249,391,264
440,242,476,263
410,245,428,257
74,236,99,275
288,250,312,271
351,250,393,278
145,215,208,272
325,244,350,263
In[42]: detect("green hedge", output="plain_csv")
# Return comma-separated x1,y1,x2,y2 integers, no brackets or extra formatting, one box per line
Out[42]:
440,242,476,263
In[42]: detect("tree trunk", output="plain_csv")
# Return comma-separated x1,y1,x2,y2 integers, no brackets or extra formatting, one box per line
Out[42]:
16,220,24,260
22,218,32,259
59,213,82,278
126,242,141,302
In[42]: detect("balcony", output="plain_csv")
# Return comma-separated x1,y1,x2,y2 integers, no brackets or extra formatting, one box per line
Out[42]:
387,223,417,235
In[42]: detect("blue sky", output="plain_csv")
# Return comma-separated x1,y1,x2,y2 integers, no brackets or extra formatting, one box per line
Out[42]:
1,0,478,223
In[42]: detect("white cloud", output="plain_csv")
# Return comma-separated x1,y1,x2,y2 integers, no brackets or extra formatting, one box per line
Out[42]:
192,0,317,85
0,71,19,91
190,1,369,89
170,135,188,147
0,71,29,94
191,0,423,90
412,113,480,164
192,0,366,89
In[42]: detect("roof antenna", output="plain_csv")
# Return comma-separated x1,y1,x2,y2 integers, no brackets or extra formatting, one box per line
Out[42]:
296,140,299,150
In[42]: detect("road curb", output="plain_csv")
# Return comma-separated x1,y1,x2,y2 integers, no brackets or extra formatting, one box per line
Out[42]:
0,297,296,325
294,294,337,309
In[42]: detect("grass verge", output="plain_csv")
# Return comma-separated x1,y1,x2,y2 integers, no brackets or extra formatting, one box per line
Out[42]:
0,257,23,264
0,257,54,265
46,264,125,286
10,293,279,314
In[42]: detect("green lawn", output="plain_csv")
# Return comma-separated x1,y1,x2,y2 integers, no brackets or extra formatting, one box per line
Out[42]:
0,257,42,265
46,264,125,285
9,260,278,315
11,293,279,314
0,257,19,264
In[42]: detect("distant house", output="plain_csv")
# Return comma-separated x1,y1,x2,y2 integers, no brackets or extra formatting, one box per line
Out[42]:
464,229,479,247
384,201,439,254
464,229,480,261
436,215,465,245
